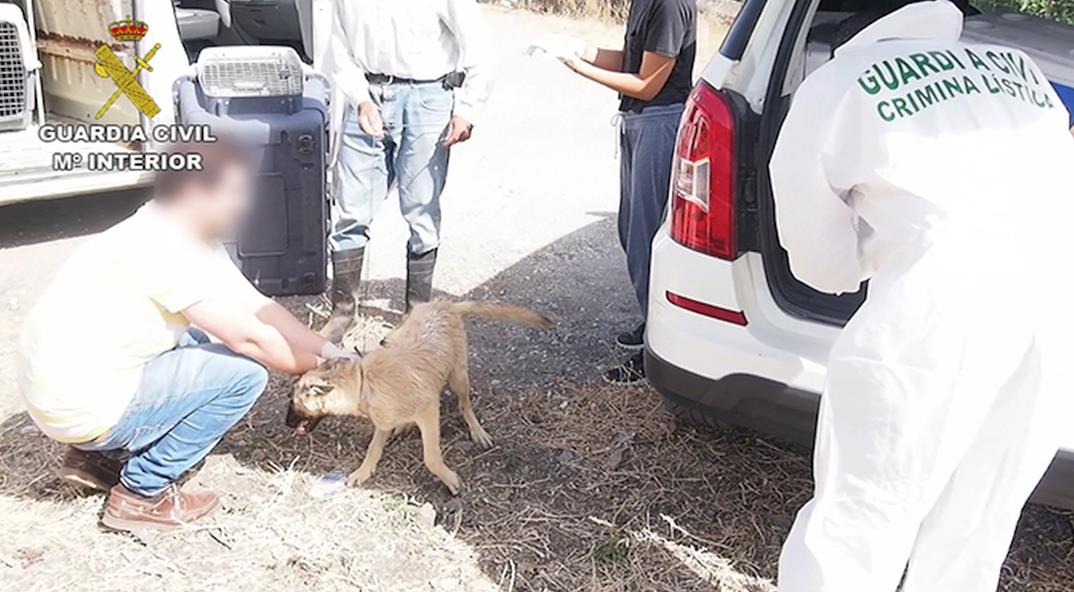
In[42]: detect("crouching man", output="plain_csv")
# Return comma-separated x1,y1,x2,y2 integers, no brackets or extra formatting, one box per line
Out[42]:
17,140,354,532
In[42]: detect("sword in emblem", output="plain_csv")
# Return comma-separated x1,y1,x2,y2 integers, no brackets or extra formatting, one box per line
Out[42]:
94,43,162,120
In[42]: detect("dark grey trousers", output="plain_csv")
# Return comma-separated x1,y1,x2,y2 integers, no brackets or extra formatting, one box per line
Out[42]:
618,103,684,318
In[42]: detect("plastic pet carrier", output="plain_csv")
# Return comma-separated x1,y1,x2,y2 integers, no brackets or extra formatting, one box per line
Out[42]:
176,46,329,296
0,4,39,132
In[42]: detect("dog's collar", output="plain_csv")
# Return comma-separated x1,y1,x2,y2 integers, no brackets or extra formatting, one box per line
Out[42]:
355,360,371,410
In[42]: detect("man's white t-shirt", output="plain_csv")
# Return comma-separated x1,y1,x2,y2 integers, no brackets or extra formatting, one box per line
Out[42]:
17,202,252,444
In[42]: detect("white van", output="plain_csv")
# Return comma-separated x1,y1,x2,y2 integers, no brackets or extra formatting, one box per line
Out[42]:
645,0,1074,509
0,0,314,206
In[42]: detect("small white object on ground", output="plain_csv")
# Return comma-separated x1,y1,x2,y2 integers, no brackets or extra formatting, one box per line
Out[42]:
417,502,438,529
310,470,347,498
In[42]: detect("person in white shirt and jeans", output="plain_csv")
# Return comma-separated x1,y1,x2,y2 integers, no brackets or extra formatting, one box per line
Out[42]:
322,0,494,339
18,140,357,532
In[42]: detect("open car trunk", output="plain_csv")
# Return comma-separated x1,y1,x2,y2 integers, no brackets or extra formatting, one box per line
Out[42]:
747,0,1074,325
748,0,869,327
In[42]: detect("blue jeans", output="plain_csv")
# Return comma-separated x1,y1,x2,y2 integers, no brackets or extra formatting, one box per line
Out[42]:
76,329,268,497
619,104,684,317
331,80,454,255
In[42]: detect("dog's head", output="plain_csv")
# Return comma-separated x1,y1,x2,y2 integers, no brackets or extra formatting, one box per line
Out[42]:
286,358,363,435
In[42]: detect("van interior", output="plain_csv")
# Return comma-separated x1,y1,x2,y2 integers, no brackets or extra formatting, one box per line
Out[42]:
173,0,313,63
0,0,318,203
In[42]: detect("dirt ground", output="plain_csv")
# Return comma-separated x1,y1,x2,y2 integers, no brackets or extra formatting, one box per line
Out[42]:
1,6,1074,592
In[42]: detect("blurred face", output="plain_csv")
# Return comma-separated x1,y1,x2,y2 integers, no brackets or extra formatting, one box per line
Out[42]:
188,163,253,241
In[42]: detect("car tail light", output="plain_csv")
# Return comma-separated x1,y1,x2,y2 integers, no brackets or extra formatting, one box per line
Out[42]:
670,82,736,260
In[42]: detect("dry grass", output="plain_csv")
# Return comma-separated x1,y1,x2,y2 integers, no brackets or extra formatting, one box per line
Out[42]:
0,456,497,591
2,306,1073,591
499,0,634,20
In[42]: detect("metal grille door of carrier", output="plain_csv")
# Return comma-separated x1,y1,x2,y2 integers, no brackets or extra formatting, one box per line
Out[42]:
0,21,26,124
200,59,303,98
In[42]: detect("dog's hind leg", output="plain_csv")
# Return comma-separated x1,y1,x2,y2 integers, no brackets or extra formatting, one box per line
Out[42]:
414,403,462,495
348,427,391,487
448,367,493,448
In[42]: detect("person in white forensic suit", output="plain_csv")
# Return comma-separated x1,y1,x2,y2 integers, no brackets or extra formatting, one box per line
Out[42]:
322,0,494,340
770,2,1074,591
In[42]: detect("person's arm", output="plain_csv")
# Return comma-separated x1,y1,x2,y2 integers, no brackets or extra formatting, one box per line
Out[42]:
222,263,355,363
327,4,369,108
769,76,865,295
183,299,321,375
580,46,624,71
327,2,383,136
253,298,343,358
563,1,687,101
442,0,495,146
565,51,675,101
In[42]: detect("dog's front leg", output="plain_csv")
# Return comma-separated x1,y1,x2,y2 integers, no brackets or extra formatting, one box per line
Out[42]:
415,404,462,495
348,427,391,487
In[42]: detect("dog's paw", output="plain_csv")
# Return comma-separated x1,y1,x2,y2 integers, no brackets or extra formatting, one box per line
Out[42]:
440,470,462,495
347,468,374,487
469,426,494,449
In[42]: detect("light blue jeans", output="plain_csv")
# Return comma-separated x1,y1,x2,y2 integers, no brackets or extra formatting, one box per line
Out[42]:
76,329,268,497
331,81,454,255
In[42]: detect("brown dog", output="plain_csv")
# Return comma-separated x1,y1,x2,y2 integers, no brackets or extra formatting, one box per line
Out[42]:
286,300,553,493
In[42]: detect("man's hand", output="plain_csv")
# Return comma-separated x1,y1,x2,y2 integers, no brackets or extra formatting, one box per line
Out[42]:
562,55,584,73
358,101,385,138
443,115,474,147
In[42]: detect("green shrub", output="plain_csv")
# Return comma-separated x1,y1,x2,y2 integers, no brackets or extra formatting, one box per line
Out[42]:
975,0,1074,24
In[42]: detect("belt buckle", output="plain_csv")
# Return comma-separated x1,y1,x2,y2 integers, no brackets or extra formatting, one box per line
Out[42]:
369,73,394,86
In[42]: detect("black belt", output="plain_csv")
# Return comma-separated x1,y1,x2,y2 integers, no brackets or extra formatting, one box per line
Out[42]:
366,72,466,89
365,73,446,85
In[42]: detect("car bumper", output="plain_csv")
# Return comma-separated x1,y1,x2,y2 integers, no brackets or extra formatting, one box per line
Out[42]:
645,347,1074,510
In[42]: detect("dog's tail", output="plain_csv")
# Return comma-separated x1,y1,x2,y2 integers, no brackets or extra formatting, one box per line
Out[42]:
449,301,554,329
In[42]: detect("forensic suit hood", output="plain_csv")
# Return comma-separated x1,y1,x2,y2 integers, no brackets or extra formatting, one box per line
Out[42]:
770,2,1074,591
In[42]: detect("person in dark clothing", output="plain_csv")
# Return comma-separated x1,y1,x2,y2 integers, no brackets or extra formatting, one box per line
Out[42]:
559,0,697,384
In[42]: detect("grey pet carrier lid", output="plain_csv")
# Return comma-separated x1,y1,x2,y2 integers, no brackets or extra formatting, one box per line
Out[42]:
196,46,304,98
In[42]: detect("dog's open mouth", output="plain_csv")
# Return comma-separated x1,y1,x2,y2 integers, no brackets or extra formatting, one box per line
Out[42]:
294,418,320,435
285,405,323,435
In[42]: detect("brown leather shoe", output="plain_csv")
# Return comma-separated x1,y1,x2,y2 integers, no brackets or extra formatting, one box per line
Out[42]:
58,448,122,492
101,484,221,532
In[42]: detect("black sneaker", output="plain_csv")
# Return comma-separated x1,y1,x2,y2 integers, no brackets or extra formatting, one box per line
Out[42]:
615,323,646,350
603,351,646,385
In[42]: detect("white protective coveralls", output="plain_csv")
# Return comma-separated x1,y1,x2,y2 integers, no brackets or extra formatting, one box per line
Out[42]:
770,2,1074,591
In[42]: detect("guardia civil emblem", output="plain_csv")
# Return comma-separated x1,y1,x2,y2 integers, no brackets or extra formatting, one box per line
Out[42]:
94,16,162,120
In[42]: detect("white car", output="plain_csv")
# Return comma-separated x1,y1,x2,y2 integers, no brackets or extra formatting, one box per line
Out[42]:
645,1,1074,509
